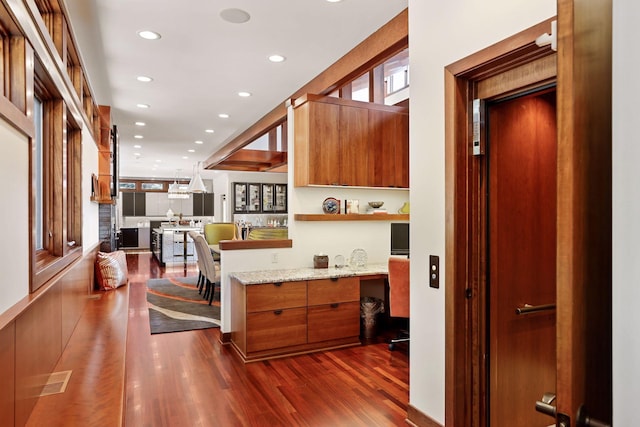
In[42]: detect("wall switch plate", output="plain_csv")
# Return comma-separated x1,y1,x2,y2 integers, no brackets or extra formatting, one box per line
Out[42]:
429,255,439,288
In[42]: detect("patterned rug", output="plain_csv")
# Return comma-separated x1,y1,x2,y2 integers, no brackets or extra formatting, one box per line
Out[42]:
146,276,220,334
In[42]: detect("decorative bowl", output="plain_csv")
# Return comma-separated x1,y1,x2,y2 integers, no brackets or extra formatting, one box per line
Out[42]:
368,201,384,209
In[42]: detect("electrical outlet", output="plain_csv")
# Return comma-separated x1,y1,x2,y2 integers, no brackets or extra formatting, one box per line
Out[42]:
271,252,279,263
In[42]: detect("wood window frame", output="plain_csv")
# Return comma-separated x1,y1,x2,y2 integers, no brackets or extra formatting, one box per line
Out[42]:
32,59,81,292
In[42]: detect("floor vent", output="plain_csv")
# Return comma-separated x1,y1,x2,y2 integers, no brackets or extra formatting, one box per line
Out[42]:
88,294,102,300
39,370,72,396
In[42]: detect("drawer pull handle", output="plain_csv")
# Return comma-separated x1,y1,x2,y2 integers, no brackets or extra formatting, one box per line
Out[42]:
274,310,283,315
273,282,283,287
330,303,339,309
330,277,339,282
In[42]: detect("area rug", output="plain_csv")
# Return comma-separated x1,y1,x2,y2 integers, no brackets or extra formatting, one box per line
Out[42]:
146,276,220,334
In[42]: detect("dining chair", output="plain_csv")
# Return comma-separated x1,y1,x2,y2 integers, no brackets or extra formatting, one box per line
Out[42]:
387,256,410,350
203,223,236,260
193,233,220,305
188,231,206,294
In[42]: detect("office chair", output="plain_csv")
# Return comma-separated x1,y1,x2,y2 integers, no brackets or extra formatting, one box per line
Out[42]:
388,257,410,350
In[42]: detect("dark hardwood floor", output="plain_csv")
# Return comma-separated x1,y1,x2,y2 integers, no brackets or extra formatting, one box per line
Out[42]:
30,252,409,427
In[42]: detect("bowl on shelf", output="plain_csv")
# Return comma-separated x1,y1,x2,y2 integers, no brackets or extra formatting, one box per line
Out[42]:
368,201,384,209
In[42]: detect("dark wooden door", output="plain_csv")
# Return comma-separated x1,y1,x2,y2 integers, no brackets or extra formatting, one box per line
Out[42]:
487,90,557,426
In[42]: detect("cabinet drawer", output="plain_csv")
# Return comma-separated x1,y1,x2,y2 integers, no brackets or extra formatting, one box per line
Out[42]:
308,301,360,343
246,308,307,352
307,277,359,306
246,281,307,312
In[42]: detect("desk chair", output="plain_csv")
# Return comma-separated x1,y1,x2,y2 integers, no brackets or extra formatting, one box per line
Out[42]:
388,257,410,350
203,223,236,260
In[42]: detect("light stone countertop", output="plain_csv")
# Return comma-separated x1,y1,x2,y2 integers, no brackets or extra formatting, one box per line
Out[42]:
229,263,388,285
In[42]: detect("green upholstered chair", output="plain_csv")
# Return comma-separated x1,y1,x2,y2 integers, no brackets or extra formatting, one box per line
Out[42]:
246,227,288,240
203,223,236,260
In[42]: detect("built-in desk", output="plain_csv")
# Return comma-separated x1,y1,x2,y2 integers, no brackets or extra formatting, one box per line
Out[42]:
229,264,387,362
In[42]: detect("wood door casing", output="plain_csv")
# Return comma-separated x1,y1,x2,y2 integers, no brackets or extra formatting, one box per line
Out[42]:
444,18,558,427
488,90,557,426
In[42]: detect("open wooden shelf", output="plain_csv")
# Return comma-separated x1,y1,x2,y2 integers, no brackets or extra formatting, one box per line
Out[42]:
294,213,409,221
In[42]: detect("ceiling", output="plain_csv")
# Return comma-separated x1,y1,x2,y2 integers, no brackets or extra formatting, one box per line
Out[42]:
64,0,408,180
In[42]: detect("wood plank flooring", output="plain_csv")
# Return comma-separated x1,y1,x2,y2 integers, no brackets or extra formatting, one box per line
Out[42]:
30,253,409,427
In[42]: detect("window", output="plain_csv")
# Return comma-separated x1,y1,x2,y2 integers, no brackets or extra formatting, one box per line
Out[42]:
32,59,83,291
350,73,370,102
140,182,165,191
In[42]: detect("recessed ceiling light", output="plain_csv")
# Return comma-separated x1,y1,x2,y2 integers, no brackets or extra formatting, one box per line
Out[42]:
135,122,146,126
326,0,343,3
134,152,141,156
134,135,143,139
238,91,252,97
155,159,162,163
136,103,150,109
268,54,286,63
137,30,161,40
220,8,251,24
218,113,229,119
137,76,153,82
194,140,203,144
205,129,215,133
188,149,195,153
133,144,142,149
182,156,189,160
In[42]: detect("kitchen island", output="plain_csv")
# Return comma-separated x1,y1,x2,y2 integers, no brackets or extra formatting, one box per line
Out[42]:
229,264,388,362
151,226,202,266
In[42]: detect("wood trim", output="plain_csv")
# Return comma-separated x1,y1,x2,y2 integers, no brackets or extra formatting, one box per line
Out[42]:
444,19,557,427
555,0,612,421
294,213,409,221
407,404,443,427
218,239,292,251
0,94,34,137
204,8,408,168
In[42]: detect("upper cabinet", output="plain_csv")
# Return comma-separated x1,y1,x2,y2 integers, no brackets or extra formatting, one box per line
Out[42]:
293,94,408,188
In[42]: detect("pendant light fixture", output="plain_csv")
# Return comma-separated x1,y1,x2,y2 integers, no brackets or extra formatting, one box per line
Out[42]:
168,169,190,199
187,161,207,193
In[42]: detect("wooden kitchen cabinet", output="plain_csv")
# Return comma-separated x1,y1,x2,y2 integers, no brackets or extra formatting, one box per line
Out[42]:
293,94,408,188
230,277,361,362
307,277,360,343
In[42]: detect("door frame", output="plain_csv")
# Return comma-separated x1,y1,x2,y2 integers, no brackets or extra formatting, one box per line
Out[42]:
444,18,558,426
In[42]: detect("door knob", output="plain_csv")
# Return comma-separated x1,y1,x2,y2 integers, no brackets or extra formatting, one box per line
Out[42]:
576,405,610,427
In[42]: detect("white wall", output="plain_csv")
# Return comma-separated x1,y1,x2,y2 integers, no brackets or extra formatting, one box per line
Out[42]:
82,125,100,253
408,0,556,423
612,0,638,424
0,119,30,315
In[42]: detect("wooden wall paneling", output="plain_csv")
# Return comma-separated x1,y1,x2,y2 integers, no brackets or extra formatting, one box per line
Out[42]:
60,247,94,344
339,104,369,186
0,322,15,427
14,284,62,427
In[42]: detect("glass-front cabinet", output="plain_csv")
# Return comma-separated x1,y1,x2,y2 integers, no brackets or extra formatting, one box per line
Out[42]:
262,184,274,211
234,182,261,213
274,183,287,212
235,182,287,213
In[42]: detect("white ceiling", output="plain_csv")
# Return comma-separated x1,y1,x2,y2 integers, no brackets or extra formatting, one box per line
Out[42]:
64,0,408,179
